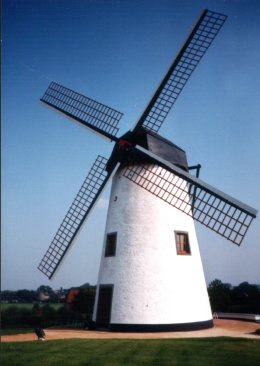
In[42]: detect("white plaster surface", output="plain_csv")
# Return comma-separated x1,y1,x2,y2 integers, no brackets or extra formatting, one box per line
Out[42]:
93,166,212,325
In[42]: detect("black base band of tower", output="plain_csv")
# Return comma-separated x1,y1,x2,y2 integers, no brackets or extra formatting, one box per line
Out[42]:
94,319,214,332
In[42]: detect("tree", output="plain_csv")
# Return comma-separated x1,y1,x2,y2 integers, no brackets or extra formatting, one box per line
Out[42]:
230,282,260,313
37,285,54,297
208,279,232,312
16,289,36,303
71,287,96,319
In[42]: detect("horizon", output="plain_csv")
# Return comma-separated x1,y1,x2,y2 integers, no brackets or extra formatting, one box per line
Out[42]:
2,278,260,293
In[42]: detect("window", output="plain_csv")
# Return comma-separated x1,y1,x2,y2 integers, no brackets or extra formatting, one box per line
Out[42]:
175,231,191,255
105,232,117,257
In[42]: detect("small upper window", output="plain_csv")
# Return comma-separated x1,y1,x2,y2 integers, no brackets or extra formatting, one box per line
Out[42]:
105,232,117,257
175,231,191,255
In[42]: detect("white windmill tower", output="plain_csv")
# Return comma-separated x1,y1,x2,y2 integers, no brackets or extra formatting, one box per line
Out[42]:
38,9,257,331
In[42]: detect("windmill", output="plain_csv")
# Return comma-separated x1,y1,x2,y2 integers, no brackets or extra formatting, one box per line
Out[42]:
38,9,257,331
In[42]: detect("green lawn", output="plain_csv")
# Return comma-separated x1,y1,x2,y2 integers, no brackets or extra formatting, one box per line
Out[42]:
1,303,64,311
2,338,260,366
1,328,34,336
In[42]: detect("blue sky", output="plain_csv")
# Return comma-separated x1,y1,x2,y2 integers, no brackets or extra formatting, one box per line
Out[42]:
2,0,260,290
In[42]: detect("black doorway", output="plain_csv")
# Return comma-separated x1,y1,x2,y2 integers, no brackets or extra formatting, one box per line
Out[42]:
96,285,113,328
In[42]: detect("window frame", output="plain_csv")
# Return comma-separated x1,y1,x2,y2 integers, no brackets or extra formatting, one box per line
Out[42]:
174,231,191,255
104,232,117,257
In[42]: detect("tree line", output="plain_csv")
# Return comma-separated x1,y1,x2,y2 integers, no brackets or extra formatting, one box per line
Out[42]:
1,280,259,329
208,279,260,313
1,285,66,303
1,286,95,329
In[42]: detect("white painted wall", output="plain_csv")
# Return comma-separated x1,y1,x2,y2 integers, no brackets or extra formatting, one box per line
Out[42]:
93,165,212,326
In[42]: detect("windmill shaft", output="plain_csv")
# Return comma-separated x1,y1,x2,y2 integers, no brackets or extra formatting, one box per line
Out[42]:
93,166,213,330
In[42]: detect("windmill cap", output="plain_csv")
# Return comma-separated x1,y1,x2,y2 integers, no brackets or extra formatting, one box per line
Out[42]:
107,128,188,172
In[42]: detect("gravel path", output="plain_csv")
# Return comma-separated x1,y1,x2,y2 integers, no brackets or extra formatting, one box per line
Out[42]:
2,320,260,343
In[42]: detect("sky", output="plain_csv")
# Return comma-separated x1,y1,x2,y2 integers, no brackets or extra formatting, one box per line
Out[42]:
2,0,260,291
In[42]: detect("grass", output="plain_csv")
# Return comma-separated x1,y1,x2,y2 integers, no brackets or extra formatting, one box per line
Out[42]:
1,303,64,311
2,338,260,366
1,328,34,336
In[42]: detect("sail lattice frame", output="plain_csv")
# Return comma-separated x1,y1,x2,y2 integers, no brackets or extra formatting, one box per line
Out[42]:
41,82,123,140
135,9,227,134
122,147,256,246
38,155,110,279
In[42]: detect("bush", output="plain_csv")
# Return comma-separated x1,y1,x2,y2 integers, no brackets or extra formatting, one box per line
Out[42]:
56,305,84,325
1,306,38,328
70,287,95,321
1,304,84,329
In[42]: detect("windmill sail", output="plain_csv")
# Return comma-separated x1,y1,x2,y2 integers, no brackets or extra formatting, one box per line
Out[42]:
41,82,123,140
133,9,227,134
38,156,119,279
122,146,257,246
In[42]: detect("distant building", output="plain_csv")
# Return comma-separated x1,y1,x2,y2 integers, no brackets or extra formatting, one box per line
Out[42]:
38,292,50,302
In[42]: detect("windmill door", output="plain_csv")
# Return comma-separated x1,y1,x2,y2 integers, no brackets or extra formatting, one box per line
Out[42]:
96,285,113,328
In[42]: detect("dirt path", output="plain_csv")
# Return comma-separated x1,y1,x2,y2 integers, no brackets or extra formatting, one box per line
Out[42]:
2,320,260,343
